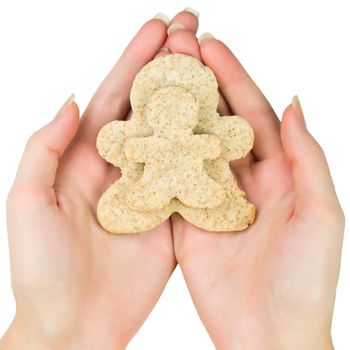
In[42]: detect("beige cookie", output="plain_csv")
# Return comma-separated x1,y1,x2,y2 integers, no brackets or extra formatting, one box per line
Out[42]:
177,158,256,231
124,86,225,211
97,163,173,234
96,54,220,169
96,53,255,234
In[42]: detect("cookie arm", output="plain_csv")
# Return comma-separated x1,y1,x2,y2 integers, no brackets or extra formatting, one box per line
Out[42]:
192,135,222,159
124,137,151,163
96,121,130,167
216,116,254,161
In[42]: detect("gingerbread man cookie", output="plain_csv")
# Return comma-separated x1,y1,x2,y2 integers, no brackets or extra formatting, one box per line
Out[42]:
96,54,255,234
124,86,225,211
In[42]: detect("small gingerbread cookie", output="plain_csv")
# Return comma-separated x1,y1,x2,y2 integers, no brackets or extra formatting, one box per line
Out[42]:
96,53,255,234
125,86,225,211
97,163,173,233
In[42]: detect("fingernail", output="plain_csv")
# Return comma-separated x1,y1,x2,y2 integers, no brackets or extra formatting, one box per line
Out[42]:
167,23,186,35
198,32,215,45
292,95,306,127
155,47,170,56
55,93,75,120
183,7,200,18
59,93,75,111
154,47,170,59
153,12,170,26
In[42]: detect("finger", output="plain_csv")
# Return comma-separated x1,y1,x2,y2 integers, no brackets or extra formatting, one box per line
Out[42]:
166,26,233,116
154,25,227,118
230,151,255,172
164,8,200,48
154,46,171,60
172,7,200,33
167,29,252,170
281,97,342,216
167,26,201,60
12,96,80,204
197,35,254,168
80,17,168,138
154,9,198,58
217,92,232,116
155,12,232,117
199,36,283,160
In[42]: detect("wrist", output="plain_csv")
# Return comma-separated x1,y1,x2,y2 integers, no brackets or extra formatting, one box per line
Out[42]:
0,316,126,350
0,319,43,350
215,330,333,350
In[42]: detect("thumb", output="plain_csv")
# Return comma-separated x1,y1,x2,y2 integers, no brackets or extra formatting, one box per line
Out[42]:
13,94,80,198
281,96,339,210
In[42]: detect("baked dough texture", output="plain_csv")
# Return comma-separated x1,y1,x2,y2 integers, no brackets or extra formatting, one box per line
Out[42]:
96,54,255,233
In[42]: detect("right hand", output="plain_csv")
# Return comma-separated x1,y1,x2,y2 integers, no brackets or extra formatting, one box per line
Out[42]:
1,10,201,350
167,26,344,350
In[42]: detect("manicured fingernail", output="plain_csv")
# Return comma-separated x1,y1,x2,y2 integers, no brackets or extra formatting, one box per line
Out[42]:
154,47,170,59
198,32,215,45
153,12,170,26
55,93,75,119
167,23,186,34
183,7,200,18
155,47,170,56
292,95,306,127
59,93,75,111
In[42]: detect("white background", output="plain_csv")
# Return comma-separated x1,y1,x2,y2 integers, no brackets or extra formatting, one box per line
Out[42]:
0,0,349,348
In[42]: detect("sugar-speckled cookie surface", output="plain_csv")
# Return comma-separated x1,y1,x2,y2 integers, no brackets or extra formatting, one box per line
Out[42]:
178,158,255,231
97,163,173,233
96,53,255,234
125,86,225,211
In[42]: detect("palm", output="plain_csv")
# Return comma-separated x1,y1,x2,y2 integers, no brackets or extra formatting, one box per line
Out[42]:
8,122,174,346
174,144,341,347
159,33,343,347
53,132,174,340
6,16,176,346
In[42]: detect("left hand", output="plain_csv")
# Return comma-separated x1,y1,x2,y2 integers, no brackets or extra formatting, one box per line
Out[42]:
166,27,344,350
1,10,201,350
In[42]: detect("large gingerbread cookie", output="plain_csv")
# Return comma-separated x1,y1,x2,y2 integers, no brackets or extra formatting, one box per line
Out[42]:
96,54,255,234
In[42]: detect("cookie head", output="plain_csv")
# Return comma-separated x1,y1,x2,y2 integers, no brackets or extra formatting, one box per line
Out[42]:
146,86,199,133
130,54,219,116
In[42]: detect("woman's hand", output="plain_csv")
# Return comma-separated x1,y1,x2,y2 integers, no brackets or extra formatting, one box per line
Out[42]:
1,7,344,349
168,32,345,349
1,10,200,350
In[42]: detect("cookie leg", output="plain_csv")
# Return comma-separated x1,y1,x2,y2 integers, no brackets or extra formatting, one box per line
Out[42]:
176,171,225,209
178,192,255,232
97,181,171,234
125,175,175,212
178,158,255,231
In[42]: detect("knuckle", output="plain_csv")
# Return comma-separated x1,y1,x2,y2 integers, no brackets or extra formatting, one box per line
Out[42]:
319,201,345,230
6,187,32,213
336,206,346,230
6,187,19,210
7,185,54,212
303,197,345,231
26,129,42,148
311,135,325,156
26,124,50,150
316,143,325,158
326,201,343,219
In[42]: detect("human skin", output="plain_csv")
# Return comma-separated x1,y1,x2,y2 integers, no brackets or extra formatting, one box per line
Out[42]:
0,11,200,350
1,9,345,350
164,26,345,350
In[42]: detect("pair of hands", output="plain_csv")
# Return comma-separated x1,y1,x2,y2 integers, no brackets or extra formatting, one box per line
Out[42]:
1,10,344,350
